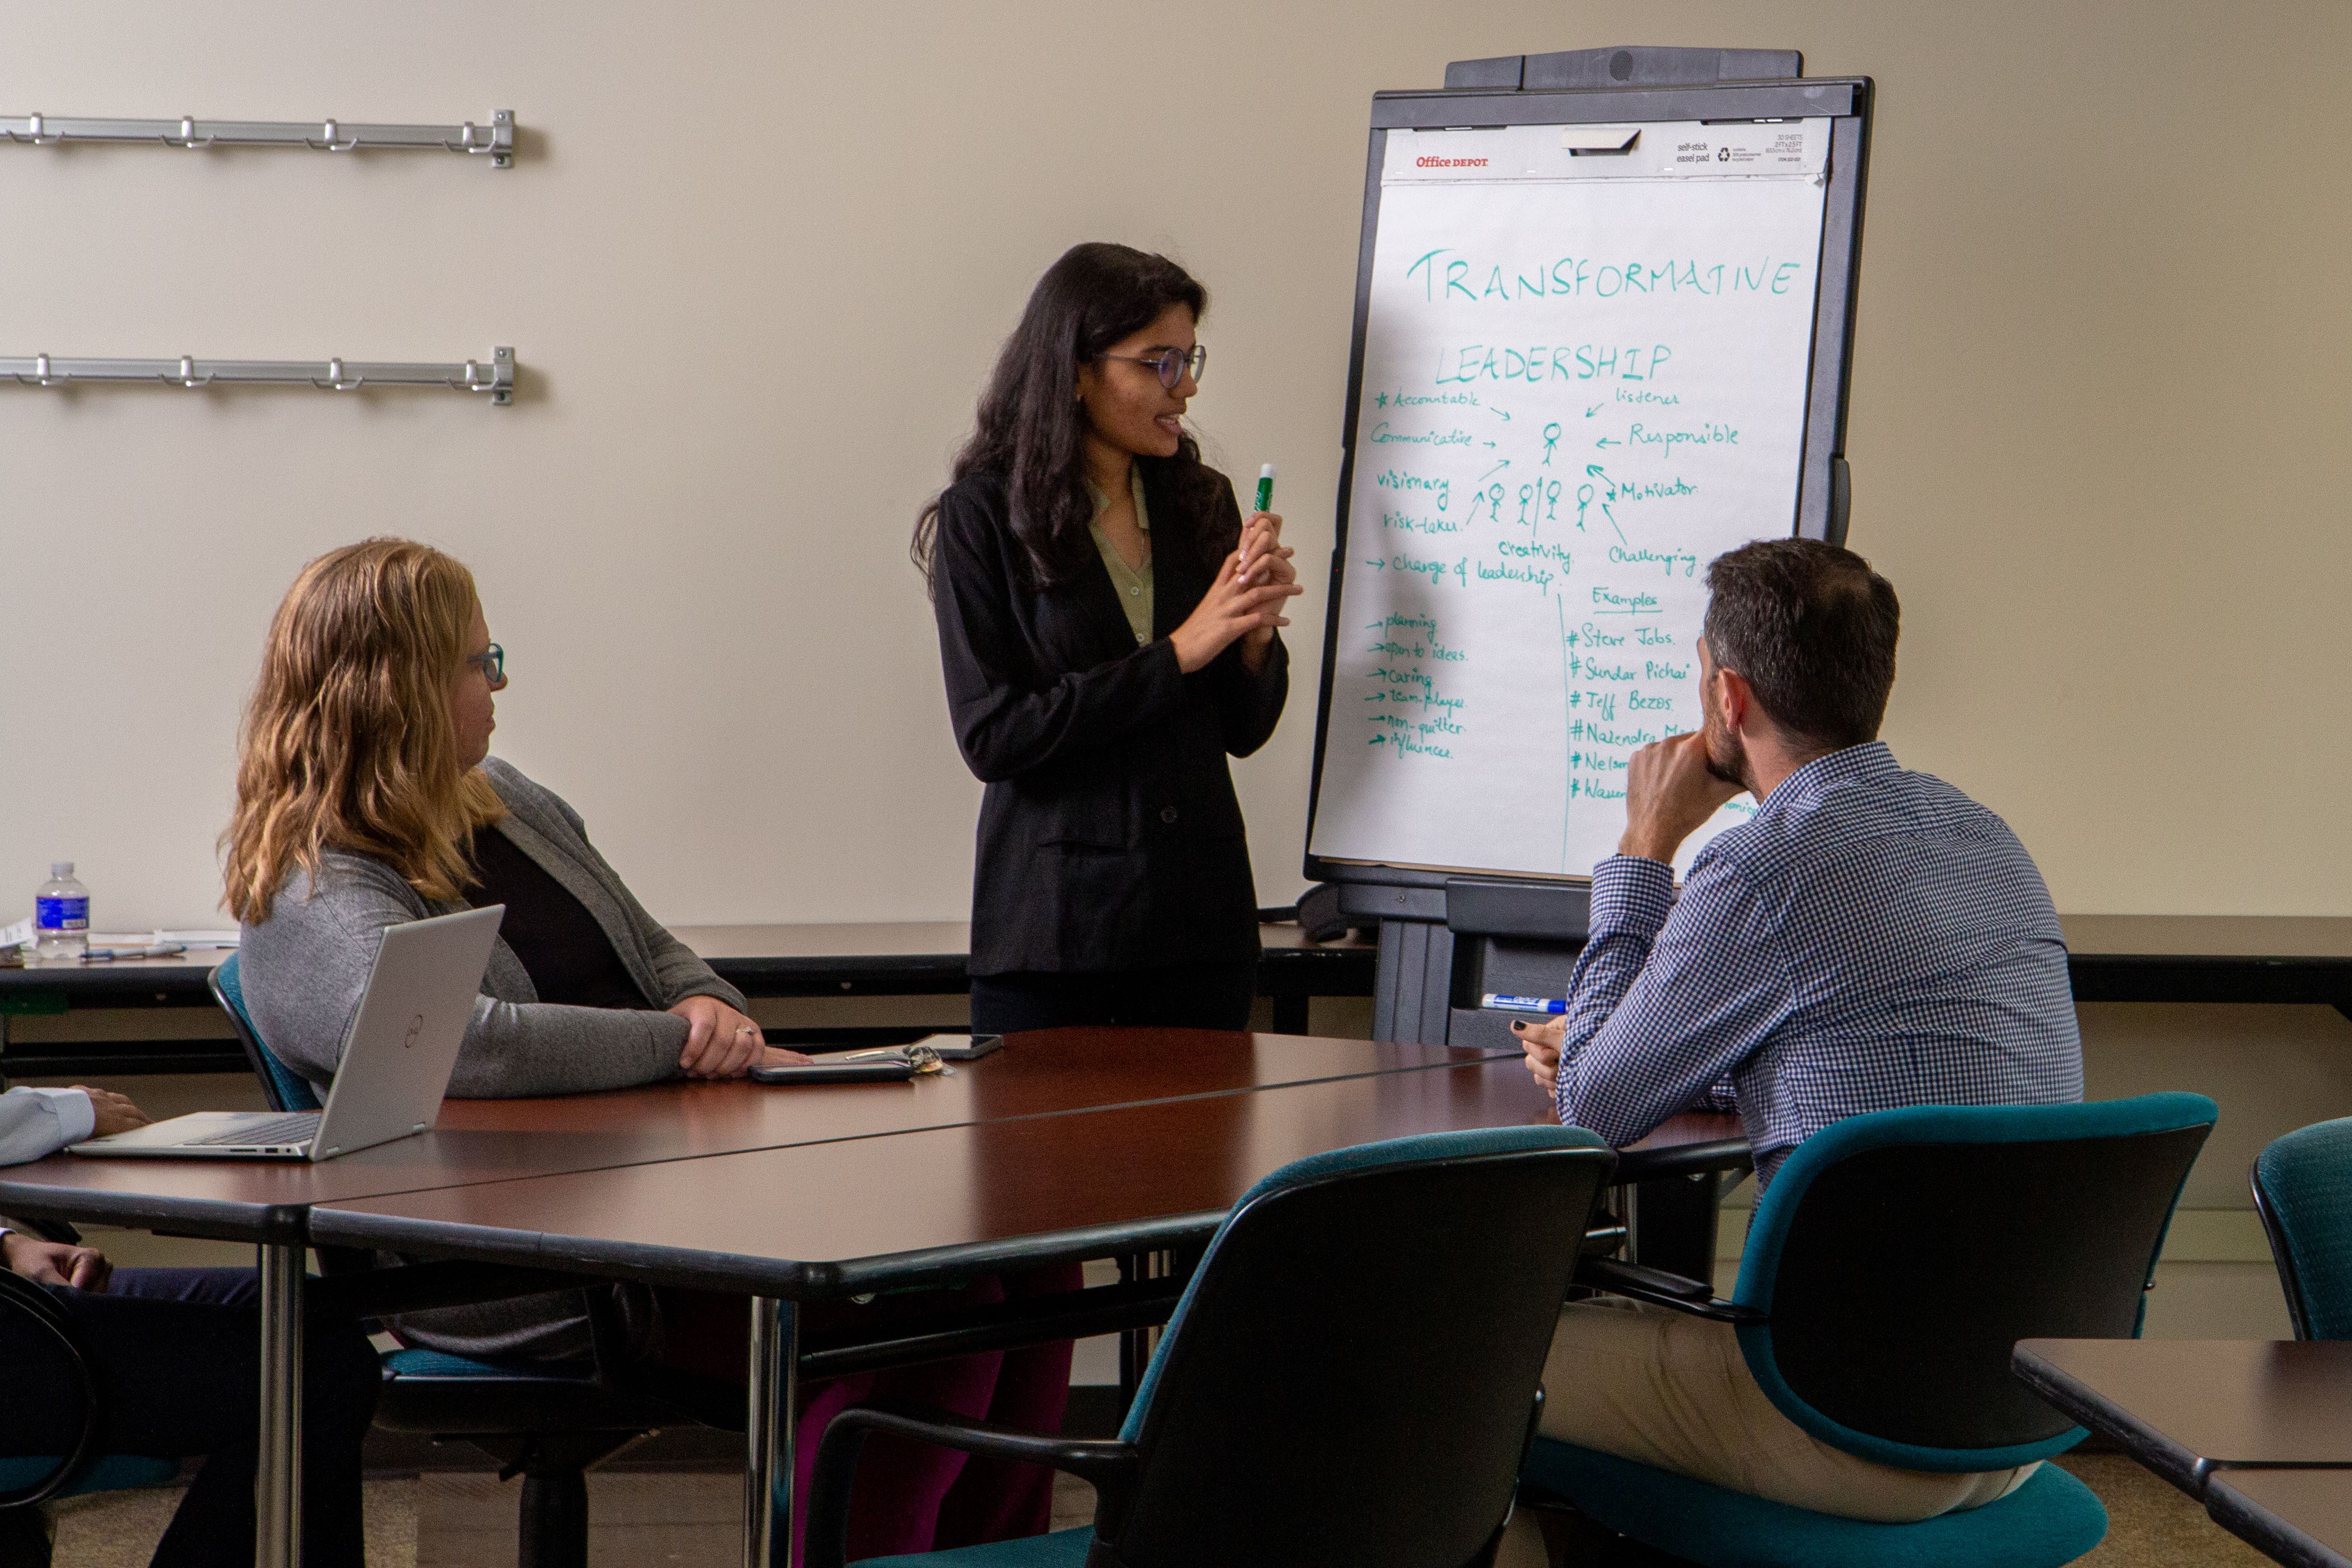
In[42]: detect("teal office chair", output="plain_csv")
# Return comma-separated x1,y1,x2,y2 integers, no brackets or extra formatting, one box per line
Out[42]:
0,1267,183,1563
210,955,711,1568
805,1125,1619,1568
2250,1116,2352,1340
1522,1093,2218,1568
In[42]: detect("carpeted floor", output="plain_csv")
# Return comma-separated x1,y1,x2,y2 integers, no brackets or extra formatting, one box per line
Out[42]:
35,1453,2274,1565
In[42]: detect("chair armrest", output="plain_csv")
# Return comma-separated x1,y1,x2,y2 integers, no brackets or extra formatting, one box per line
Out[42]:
805,1400,1139,1568
1575,1257,1767,1325
0,1270,102,1507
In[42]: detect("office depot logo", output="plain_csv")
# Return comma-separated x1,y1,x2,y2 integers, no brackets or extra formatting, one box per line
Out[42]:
1416,155,1489,168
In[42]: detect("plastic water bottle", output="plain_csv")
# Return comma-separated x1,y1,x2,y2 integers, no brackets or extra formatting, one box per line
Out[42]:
34,862,89,962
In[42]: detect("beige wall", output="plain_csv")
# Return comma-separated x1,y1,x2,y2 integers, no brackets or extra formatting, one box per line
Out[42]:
0,1,2345,932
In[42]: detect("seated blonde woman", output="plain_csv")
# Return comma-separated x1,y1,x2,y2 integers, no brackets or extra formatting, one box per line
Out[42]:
223,539,1069,1560
226,539,799,1100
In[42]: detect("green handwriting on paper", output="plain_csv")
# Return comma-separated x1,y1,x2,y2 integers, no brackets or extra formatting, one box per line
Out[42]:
1384,553,1468,588
1607,545,1701,578
1373,469,1452,512
1476,558,1554,593
1404,250,1807,303
1628,421,1737,452
1381,508,1466,536
1362,611,1468,762
1496,540,1574,569
1591,586,1661,615
1570,719,1659,747
1373,388,1482,409
1368,422,1473,448
1434,343,1672,386
1366,632,1464,664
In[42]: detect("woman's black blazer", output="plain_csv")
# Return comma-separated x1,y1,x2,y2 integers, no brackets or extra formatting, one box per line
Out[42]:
931,461,1288,975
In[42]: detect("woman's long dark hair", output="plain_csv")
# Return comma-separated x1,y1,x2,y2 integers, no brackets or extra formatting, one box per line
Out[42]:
915,243,1232,590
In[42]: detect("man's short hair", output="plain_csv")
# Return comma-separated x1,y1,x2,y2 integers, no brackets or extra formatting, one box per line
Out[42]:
1701,539,1900,750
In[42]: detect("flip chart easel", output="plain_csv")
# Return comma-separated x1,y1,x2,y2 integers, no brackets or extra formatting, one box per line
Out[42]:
1296,46,1872,1274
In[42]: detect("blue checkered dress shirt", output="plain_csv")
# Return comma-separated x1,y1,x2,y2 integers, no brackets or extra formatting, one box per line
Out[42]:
1556,741,2083,1187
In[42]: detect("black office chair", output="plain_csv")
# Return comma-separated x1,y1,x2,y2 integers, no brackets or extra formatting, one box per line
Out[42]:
804,1124,1618,1568
0,1268,182,1564
210,955,726,1568
1522,1093,2219,1568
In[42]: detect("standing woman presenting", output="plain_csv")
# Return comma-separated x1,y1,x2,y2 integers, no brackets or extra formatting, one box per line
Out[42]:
918,243,1303,1033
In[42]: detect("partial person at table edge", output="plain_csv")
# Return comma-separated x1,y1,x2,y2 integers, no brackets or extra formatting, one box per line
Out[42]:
0,1083,379,1568
1516,538,2085,1524
917,241,1303,1035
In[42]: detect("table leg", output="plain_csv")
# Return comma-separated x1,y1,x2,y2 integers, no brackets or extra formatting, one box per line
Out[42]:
747,1297,798,1568
256,1238,305,1568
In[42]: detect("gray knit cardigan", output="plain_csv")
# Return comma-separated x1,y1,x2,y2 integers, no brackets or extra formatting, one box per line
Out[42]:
240,756,747,1099
237,756,749,1360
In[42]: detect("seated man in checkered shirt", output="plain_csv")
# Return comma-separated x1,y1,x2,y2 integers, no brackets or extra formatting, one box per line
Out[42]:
1517,536,2083,1523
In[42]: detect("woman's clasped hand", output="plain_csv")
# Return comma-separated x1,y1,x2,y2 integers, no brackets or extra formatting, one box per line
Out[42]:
1171,509,1302,673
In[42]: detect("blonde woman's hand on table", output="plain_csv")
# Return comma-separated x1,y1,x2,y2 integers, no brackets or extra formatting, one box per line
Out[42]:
671,996,773,1078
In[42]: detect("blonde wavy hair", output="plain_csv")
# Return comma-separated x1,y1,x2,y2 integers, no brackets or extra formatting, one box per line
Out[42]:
222,538,504,923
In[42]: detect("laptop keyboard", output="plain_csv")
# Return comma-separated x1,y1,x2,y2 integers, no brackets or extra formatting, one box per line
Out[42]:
187,1113,321,1148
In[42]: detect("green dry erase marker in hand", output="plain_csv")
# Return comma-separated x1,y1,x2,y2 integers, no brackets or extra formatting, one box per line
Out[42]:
1242,464,1278,581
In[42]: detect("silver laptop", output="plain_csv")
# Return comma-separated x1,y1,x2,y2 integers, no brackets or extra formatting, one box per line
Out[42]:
73,905,503,1162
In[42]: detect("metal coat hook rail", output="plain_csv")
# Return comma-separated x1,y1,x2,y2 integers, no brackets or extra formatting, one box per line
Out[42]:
2,347,515,405
2,109,513,166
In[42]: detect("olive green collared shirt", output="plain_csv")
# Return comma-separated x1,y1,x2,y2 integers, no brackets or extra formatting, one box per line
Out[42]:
1085,469,1155,646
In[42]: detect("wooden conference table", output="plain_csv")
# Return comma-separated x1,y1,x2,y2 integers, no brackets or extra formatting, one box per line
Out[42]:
3,914,2346,1078
2014,1338,2352,1566
0,1027,1739,1568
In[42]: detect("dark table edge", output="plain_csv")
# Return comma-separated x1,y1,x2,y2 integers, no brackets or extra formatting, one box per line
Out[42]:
290,1124,1737,1299
2208,1474,2352,1568
306,1205,1237,1300
0,1183,299,1244
2011,1343,2209,1497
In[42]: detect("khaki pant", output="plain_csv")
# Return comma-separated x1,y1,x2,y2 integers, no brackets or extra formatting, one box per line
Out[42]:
1534,1298,2036,1523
